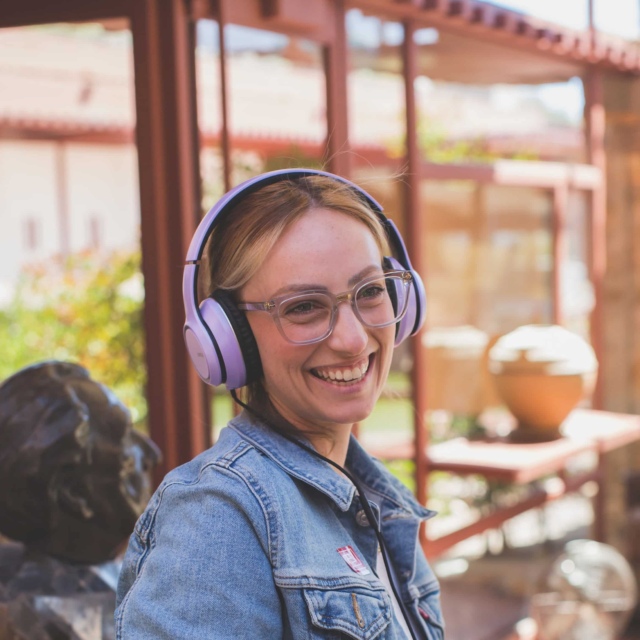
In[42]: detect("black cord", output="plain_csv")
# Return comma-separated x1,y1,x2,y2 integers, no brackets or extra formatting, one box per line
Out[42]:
230,390,421,640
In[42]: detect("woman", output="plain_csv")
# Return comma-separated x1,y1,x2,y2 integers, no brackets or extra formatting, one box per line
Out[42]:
115,169,444,639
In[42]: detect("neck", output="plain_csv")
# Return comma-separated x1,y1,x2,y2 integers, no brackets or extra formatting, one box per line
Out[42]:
231,390,353,468
303,430,352,467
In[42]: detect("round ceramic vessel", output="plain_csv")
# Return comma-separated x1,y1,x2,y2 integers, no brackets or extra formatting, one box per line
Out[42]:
488,325,598,440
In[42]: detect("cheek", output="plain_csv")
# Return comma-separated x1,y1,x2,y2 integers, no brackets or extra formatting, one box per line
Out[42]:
249,319,310,380
376,327,396,371
261,344,311,382
247,315,281,361
378,324,396,350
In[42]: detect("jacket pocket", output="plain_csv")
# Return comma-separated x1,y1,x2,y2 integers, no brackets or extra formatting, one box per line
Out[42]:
303,585,392,640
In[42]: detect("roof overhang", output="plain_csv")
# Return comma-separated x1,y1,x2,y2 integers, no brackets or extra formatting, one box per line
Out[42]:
350,0,640,84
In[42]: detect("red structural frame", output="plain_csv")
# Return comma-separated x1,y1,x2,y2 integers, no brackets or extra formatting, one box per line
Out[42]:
1,0,632,549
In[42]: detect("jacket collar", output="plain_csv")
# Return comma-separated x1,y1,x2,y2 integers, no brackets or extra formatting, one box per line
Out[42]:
346,436,435,521
229,412,434,521
229,412,357,511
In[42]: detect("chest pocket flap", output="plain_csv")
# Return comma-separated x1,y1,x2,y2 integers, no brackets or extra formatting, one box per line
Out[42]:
304,585,392,640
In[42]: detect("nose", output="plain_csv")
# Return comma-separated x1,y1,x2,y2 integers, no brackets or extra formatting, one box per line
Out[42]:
326,301,368,354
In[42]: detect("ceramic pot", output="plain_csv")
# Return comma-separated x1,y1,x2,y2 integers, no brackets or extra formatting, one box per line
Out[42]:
488,325,598,440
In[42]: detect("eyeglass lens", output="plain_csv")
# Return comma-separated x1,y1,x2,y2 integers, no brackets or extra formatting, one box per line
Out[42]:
277,274,409,344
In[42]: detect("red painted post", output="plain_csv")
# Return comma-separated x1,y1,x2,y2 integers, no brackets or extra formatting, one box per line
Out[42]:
584,68,607,409
323,0,351,177
131,0,210,481
552,185,568,326
216,1,232,192
402,21,430,519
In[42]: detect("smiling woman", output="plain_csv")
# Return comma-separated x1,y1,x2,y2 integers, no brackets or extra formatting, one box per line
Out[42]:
115,169,443,639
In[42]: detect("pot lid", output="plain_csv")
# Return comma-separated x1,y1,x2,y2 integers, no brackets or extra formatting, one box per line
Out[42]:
488,324,598,375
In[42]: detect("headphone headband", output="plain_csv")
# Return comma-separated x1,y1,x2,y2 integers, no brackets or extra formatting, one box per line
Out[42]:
183,168,426,389
186,169,384,262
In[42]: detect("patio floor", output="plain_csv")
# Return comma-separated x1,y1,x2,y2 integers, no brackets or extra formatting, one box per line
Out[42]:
439,544,640,640
434,494,640,640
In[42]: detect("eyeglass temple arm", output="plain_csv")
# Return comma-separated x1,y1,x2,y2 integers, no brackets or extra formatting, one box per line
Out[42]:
237,302,275,312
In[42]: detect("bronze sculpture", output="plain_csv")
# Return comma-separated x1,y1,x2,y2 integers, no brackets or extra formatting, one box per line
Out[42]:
0,361,161,639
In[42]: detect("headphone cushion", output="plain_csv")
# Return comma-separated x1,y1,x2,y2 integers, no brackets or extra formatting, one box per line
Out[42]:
383,256,422,345
212,290,263,385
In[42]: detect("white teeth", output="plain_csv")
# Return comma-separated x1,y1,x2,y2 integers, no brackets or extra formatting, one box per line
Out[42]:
314,360,369,383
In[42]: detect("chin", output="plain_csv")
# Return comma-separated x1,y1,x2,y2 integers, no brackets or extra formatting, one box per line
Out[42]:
321,403,376,428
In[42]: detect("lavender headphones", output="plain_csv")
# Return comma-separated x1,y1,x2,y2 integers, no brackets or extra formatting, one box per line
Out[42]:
183,168,426,390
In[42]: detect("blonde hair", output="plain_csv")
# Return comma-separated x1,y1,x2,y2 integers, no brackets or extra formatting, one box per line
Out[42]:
205,175,390,296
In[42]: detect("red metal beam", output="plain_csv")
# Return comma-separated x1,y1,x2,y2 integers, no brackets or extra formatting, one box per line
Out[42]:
425,470,599,558
215,2,233,192
402,22,430,518
0,0,129,28
350,0,640,75
584,68,607,409
421,159,602,189
131,0,210,480
324,0,351,176
551,185,568,325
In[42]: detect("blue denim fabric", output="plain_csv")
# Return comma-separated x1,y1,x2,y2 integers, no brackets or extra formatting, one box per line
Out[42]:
115,412,444,639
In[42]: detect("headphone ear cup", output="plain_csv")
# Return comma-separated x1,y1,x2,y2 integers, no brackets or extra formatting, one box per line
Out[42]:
383,256,425,346
212,290,263,386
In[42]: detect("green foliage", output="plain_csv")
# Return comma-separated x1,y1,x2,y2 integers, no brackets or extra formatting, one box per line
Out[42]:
383,459,416,494
263,147,325,172
0,250,147,424
387,115,539,164
418,119,493,163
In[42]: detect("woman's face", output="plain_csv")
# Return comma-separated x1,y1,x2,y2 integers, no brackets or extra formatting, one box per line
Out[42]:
241,208,395,436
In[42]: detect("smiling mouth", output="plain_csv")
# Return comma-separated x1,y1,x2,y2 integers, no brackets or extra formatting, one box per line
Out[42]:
310,355,371,384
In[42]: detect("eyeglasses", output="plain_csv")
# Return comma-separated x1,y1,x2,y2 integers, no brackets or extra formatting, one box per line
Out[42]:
237,270,412,345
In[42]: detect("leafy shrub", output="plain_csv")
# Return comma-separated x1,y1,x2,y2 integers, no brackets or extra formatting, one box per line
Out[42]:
0,250,147,425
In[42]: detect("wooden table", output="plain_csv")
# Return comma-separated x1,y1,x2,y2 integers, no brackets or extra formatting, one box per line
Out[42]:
369,409,640,558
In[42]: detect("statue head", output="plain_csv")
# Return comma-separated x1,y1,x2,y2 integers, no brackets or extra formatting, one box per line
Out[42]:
0,361,161,565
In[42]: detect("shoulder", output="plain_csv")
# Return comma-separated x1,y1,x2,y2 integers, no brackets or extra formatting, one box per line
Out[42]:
135,421,299,543
115,423,286,638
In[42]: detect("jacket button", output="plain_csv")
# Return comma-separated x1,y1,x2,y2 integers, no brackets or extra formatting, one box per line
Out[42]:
356,510,369,526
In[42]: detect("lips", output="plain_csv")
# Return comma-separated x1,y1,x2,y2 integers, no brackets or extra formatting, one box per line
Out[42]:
310,356,371,383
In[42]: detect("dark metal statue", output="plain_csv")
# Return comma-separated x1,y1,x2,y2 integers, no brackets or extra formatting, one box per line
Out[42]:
0,361,161,639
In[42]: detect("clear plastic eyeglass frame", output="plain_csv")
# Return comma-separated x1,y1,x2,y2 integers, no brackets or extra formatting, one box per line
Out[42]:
237,270,413,345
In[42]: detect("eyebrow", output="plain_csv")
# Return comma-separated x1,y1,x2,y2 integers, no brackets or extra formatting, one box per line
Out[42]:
269,265,384,298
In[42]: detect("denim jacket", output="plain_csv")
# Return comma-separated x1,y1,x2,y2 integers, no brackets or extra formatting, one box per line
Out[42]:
115,412,444,639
